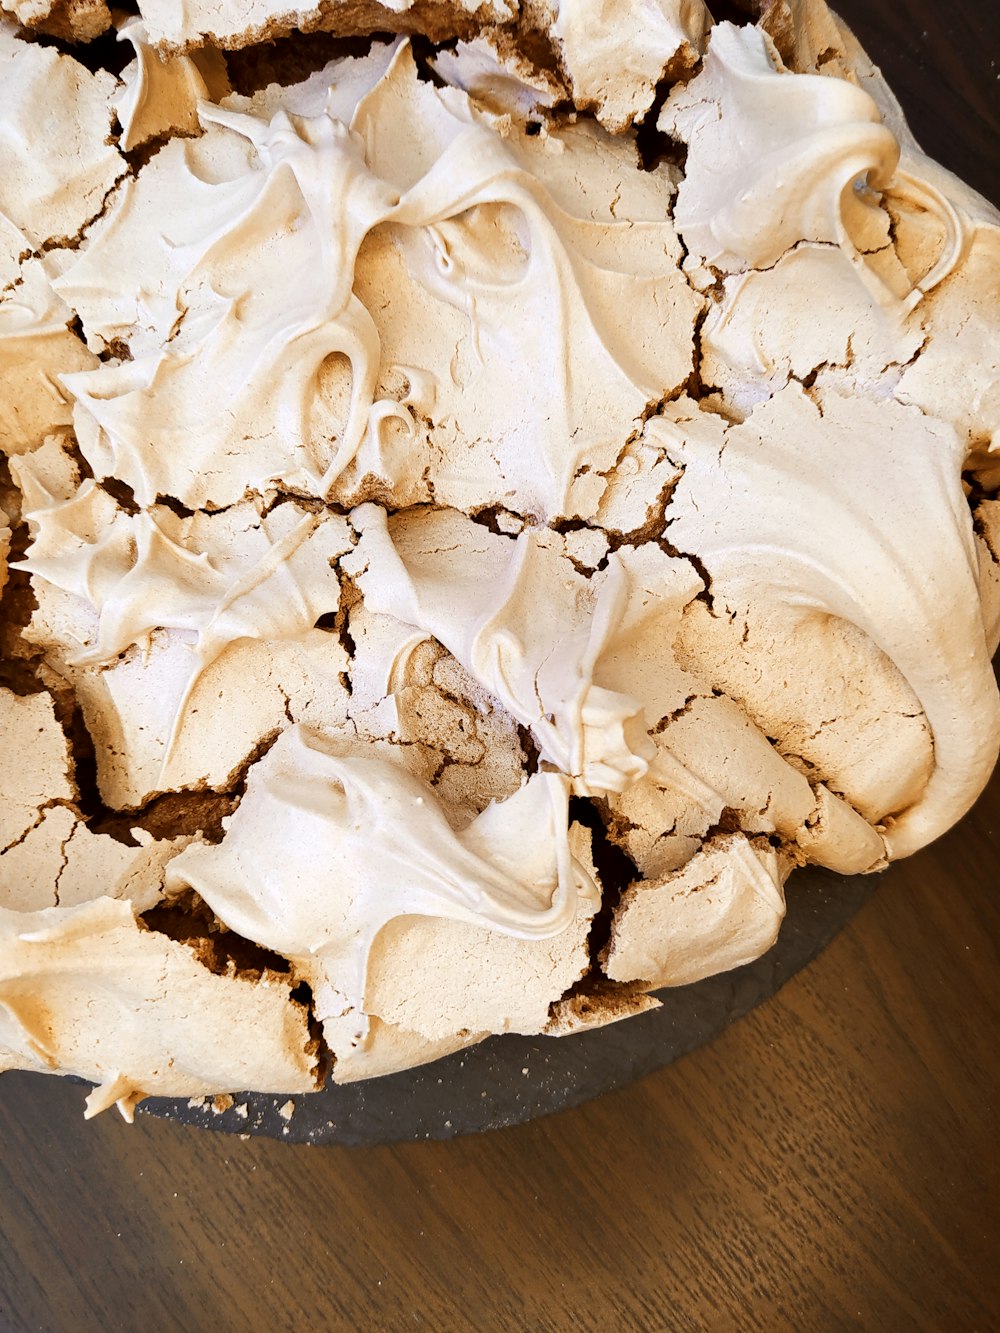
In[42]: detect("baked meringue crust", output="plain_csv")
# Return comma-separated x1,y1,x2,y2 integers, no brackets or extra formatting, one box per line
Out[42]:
0,3,997,1114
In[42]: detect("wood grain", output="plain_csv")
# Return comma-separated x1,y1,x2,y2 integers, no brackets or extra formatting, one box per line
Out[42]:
834,0,1000,203
1,4,998,1330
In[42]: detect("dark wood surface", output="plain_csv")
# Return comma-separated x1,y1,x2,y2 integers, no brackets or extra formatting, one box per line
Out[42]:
1,4,999,1330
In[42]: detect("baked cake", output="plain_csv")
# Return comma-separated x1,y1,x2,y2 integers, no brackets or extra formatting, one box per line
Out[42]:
0,0,998,1121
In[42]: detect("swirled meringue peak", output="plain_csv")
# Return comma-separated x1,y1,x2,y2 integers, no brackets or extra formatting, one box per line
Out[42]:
661,22,900,282
347,503,654,796
0,0,998,1117
55,39,699,516
168,724,600,1068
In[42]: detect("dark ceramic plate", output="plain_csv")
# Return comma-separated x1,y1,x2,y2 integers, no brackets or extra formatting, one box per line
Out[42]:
136,864,877,1144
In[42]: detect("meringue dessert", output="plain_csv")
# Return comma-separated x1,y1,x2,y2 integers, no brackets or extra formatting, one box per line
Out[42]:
0,0,998,1123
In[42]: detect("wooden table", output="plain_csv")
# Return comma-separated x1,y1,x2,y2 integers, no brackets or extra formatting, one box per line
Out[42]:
1,4,998,1329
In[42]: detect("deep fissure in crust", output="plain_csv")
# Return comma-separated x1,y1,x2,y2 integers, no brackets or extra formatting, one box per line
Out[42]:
19,15,137,75
99,786,242,844
0,456,45,699
634,91,687,175
224,28,387,94
568,796,640,982
141,886,291,977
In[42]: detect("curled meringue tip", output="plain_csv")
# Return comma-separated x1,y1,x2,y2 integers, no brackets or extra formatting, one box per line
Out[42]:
574,688,654,796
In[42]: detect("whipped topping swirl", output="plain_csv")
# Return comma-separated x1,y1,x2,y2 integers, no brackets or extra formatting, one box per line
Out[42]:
661,23,898,278
170,725,600,1052
55,41,698,518
661,23,965,313
18,483,351,770
349,504,653,795
661,385,1000,857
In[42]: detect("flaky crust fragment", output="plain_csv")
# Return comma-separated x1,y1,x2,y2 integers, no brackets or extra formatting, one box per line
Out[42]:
0,0,109,42
135,0,515,55
604,834,787,990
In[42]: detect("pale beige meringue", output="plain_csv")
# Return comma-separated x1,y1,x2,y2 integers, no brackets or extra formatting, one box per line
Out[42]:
346,602,527,825
221,38,402,122
55,42,699,518
168,724,600,1065
348,503,653,795
674,598,935,829
548,0,710,131
545,984,662,1037
19,485,350,685
610,696,885,880
0,23,123,250
896,229,1000,459
112,15,230,152
12,440,353,803
16,474,354,795
0,897,318,1119
332,1014,488,1083
977,500,1000,654
604,833,787,989
362,822,598,1047
75,630,352,807
430,35,559,119
0,803,192,914
133,0,514,53
7,431,81,506
0,261,98,458
0,687,191,913
0,689,75,854
759,0,852,78
0,0,109,40
660,23,901,287
698,243,925,418
669,21,999,470
659,385,999,857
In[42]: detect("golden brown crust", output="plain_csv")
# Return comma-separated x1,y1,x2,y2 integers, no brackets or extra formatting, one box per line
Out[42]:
0,0,110,42
545,980,661,1036
150,0,504,57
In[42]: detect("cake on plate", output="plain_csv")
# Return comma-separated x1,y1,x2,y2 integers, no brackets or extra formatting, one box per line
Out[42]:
0,0,997,1120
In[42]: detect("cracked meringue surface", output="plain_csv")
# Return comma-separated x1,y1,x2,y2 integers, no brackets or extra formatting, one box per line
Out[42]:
0,0,997,1120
